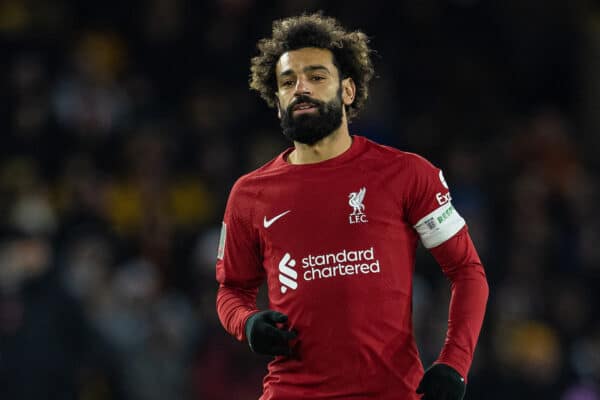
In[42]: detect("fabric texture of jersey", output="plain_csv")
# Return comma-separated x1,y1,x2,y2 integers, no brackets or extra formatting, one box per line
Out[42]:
216,135,488,400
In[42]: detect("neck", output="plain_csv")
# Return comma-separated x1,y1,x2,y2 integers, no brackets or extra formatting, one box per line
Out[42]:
288,121,352,165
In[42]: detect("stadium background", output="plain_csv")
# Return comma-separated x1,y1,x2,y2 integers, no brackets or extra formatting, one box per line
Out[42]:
1,0,599,399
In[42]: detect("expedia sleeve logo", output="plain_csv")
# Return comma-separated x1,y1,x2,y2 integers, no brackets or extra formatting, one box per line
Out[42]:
435,171,452,205
278,247,381,294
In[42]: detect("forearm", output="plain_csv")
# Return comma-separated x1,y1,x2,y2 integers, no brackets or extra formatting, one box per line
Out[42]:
429,227,489,379
436,269,488,378
216,284,261,341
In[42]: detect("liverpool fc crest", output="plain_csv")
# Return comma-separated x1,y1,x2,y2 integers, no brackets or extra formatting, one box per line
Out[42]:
348,187,368,224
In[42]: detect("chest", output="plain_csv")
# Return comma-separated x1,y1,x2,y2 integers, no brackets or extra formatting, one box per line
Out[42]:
251,172,418,306
254,172,411,254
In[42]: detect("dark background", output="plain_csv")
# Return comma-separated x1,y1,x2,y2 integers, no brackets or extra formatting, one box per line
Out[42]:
1,0,599,399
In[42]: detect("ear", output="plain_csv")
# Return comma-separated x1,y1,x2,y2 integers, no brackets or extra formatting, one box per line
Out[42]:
341,77,356,106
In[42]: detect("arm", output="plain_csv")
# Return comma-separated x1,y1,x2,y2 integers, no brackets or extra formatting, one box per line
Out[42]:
216,283,261,342
215,179,296,354
428,225,489,379
404,154,488,398
215,179,264,342
216,235,297,355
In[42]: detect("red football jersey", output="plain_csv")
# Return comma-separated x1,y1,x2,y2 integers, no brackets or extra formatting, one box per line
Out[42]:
216,135,488,399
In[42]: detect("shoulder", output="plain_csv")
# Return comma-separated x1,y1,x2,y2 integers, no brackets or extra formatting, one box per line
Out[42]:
228,171,259,203
401,151,439,175
228,151,287,199
358,136,437,172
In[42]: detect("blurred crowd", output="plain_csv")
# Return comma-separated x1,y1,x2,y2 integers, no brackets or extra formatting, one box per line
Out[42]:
1,0,599,399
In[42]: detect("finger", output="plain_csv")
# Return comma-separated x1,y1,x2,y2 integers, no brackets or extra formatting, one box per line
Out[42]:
265,326,297,342
263,325,286,340
280,329,297,340
265,311,288,324
269,345,293,356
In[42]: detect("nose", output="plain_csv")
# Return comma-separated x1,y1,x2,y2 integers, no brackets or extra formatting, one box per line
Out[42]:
294,76,311,96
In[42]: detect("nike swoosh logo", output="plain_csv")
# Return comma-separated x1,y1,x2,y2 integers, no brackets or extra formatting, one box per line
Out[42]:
263,210,291,228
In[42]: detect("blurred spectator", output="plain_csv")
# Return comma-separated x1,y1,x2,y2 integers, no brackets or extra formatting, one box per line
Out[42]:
92,259,196,400
0,227,121,399
53,31,130,140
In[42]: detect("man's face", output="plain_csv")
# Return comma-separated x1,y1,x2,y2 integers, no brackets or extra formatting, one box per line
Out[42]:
275,48,345,145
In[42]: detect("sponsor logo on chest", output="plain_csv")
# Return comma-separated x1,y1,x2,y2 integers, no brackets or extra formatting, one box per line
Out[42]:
278,247,381,294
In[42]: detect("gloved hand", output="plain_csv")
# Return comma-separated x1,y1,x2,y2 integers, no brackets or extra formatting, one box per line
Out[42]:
416,363,466,400
245,310,297,356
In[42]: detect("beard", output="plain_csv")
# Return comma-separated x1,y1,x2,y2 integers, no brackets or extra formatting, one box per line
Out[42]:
280,88,344,145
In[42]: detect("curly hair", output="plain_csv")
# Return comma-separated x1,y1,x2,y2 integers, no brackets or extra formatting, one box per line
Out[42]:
250,13,375,120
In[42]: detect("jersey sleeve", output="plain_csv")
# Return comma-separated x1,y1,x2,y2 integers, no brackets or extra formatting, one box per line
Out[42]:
429,226,489,380
405,154,466,249
215,178,265,342
405,154,488,380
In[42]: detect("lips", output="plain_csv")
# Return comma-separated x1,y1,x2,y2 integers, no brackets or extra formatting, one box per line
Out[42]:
292,102,317,111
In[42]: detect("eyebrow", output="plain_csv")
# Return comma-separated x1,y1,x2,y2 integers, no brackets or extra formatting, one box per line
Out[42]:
279,65,331,77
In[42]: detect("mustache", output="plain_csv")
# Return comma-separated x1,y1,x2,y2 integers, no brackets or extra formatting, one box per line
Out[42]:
287,95,324,113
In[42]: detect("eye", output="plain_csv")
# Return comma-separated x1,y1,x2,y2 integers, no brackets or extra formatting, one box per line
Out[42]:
281,80,294,88
312,76,325,81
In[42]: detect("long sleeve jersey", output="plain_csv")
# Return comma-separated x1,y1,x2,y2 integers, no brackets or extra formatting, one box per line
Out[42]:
216,135,489,399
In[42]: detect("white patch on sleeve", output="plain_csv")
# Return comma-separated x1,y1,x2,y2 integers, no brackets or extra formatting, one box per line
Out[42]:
217,222,226,260
413,202,465,249
439,170,448,189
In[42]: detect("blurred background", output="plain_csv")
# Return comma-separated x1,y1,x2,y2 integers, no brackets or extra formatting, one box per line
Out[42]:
1,0,599,399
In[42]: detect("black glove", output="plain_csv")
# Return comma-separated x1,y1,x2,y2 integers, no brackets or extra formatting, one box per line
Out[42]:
245,310,297,356
416,364,466,400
